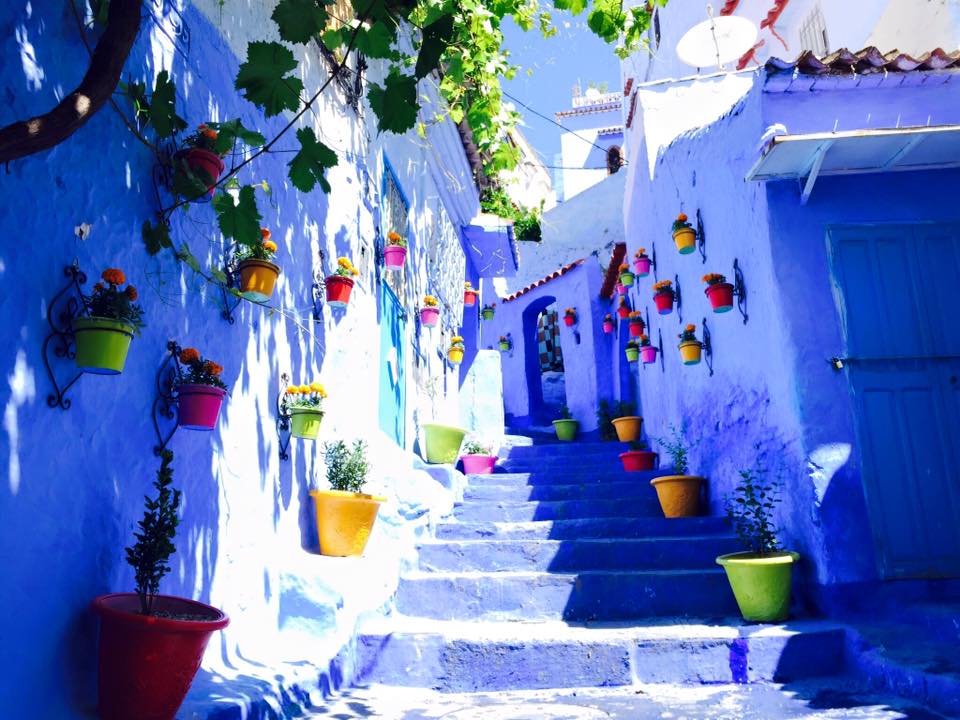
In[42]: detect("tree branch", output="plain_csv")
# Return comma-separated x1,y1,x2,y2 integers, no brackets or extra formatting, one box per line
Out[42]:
0,0,143,164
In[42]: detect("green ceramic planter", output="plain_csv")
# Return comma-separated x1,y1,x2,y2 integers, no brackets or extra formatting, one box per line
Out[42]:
73,317,135,375
625,347,640,363
481,308,495,321
423,423,467,464
552,419,579,442
619,271,635,287
290,408,324,439
716,551,800,622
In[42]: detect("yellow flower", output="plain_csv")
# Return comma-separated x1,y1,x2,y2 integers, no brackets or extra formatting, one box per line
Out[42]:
310,382,324,393
628,311,642,319
285,387,298,395
350,266,359,277
653,280,673,291
298,385,311,394
451,335,463,343
618,263,629,273
263,239,277,253
423,295,438,307
464,281,473,290
338,257,350,268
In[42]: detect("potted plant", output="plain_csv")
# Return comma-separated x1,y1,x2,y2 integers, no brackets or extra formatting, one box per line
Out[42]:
596,399,617,441
447,336,465,365
498,335,512,352
625,339,641,362
672,212,697,255
92,450,229,720
174,124,225,200
650,423,703,517
422,422,467,463
704,272,734,313
384,230,407,269
463,281,478,306
563,307,577,327
616,281,628,296
633,248,651,277
602,313,615,334
310,440,386,557
639,334,659,364
627,311,645,338
236,227,280,302
652,280,675,315
460,439,497,475
611,401,641,443
616,298,631,319
283,381,327,440
717,467,799,622
619,439,658,472
618,262,635,287
552,405,579,442
420,295,440,327
74,267,145,375
481,303,496,320
678,324,703,365
176,348,227,431
326,256,359,308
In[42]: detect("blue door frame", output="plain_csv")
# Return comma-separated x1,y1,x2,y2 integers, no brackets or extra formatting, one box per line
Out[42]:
378,282,406,447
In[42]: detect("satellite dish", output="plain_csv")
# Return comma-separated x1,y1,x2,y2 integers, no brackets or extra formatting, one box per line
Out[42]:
676,4,758,71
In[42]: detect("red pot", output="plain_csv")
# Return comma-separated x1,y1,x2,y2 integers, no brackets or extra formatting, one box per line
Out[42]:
420,306,440,327
616,283,628,296
464,290,478,306
461,454,497,474
654,291,674,315
619,450,658,472
633,257,651,277
180,148,224,200
384,245,406,269
603,321,614,334
93,593,228,720
177,384,226,431
706,282,735,313
326,275,355,308
640,345,659,364
617,306,630,319
629,320,645,337
563,315,576,327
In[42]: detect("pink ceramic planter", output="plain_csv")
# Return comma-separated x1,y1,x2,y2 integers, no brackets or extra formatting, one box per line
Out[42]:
461,454,497,475
177,384,226,430
640,345,659,364
633,257,651,277
384,245,406,269
603,321,614,334
616,283,628,296
420,307,440,327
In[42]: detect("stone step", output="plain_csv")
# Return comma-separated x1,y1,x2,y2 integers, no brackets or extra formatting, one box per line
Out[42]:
464,479,660,501
466,470,666,487
394,569,739,621
452,497,664,523
498,457,630,470
355,616,849,691
416,536,743,572
436,516,729,541
501,442,632,459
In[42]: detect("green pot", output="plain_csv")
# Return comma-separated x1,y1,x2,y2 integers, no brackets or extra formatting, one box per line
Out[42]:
481,308,495,321
290,408,324,439
423,423,467,464
625,347,640,362
552,419,579,442
499,341,511,352
619,271,635,287
73,317,135,375
716,551,800,622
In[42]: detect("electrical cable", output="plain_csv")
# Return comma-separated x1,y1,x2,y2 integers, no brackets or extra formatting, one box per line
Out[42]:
503,90,622,156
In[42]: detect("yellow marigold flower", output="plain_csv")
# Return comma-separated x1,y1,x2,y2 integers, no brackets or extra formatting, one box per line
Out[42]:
310,382,323,393
296,385,310,394
653,280,673,291
338,257,350,268
451,335,463,343
263,240,277,253
285,387,298,395
464,281,473,289
180,348,200,364
351,267,359,276
423,295,438,307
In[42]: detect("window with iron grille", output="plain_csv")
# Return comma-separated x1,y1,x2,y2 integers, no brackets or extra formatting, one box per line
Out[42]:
426,197,466,329
799,4,829,57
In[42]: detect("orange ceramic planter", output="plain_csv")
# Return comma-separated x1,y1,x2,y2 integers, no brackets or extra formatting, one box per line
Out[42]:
237,259,280,302
611,416,642,443
310,489,386,557
650,475,703,518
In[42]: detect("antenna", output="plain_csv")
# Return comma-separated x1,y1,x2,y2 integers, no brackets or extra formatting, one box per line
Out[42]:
676,4,758,71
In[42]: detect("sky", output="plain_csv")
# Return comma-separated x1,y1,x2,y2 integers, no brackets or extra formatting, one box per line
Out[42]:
500,13,623,164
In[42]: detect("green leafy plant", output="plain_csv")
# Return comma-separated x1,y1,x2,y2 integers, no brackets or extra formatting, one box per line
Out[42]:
480,188,542,242
614,400,635,418
727,468,782,557
655,423,695,475
672,212,693,233
462,440,492,456
324,440,369,493
85,267,145,334
176,347,227,390
596,400,616,441
125,450,181,615
678,324,699,344
558,405,572,420
235,228,278,263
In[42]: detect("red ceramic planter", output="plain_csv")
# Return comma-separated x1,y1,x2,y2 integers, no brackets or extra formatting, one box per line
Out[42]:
654,291,675,315
603,321,614,334
461,454,497,474
619,451,658,471
180,148,224,200
420,307,440,327
629,320,644,337
563,315,576,327
326,275,355,308
384,245,406,269
177,384,226,430
92,593,228,720
706,282,735,313
640,345,659,364
617,306,630,319
633,257,651,277
464,290,478,306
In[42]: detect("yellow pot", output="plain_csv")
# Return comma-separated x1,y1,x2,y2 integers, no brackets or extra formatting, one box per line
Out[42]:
309,489,386,557
650,475,703,518
679,340,702,365
237,258,280,302
448,347,464,364
611,416,643,443
673,227,697,254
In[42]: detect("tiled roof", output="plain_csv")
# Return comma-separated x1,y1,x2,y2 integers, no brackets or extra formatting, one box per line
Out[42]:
596,126,624,136
766,47,960,76
599,243,627,299
625,91,639,129
502,260,585,303
719,0,741,15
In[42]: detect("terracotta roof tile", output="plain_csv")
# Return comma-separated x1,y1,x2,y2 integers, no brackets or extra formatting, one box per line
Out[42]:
502,260,585,303
766,46,960,76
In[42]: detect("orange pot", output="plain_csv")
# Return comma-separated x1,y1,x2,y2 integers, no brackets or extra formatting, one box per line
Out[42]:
237,259,280,302
611,416,642,443
650,475,703,518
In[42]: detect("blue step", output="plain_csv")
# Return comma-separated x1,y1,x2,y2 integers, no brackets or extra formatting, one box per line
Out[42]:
436,516,730,541
452,497,664,522
463,480,660,502
500,442,630,459
394,569,739,621
416,536,743,572
467,470,665,486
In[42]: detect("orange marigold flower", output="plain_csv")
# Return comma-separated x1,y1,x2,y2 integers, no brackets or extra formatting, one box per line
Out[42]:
204,361,223,376
180,347,201,364
677,213,688,222
202,128,218,140
640,334,649,342
260,227,272,241
125,285,138,301
628,311,643,319
93,282,105,292
263,240,278,253
102,268,126,286
618,263,629,273
685,324,696,332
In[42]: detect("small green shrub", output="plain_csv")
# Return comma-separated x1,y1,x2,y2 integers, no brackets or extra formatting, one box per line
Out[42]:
655,422,696,475
558,405,572,420
324,440,369,493
727,468,783,556
463,440,492,456
596,400,616,441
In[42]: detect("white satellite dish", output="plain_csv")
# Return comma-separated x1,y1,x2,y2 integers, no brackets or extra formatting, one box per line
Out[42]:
676,5,758,71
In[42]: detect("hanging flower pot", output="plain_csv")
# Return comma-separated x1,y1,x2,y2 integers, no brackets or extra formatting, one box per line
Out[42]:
625,341,641,363
463,282,478,306
172,124,230,201
423,423,467,463
175,348,227,431
283,382,327,440
616,300,631,320
616,282,628,296
602,314,615,334
326,257,359,308
563,308,577,327
498,335,512,352
235,230,281,302
633,249,651,277
448,337,465,365
672,213,697,255
627,312,645,338
653,280,675,315
481,304,496,321
639,336,658,365
703,273,734,313
618,263,635,287
420,296,440,327
73,267,144,375
620,448,658,471
678,324,702,365
384,231,407,269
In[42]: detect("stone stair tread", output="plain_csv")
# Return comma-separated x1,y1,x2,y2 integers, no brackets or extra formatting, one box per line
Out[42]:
418,534,737,546
401,568,726,580
436,517,729,539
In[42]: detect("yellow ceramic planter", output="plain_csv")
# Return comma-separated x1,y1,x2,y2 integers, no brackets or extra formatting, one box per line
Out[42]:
679,340,702,365
673,228,697,254
310,489,386,557
611,416,642,443
650,475,703,518
448,347,464,364
237,259,280,302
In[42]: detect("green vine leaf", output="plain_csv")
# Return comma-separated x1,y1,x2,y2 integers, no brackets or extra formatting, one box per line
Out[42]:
149,70,187,138
367,69,418,134
235,41,304,117
272,0,329,44
355,23,400,60
213,186,263,247
415,14,455,79
209,119,266,155
210,269,229,285
142,220,172,256
288,127,338,193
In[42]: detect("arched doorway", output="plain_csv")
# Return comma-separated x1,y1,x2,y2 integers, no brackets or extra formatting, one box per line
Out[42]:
522,296,566,423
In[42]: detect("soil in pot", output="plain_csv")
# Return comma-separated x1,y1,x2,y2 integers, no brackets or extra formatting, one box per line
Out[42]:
650,475,703,517
311,489,385,556
716,551,800,622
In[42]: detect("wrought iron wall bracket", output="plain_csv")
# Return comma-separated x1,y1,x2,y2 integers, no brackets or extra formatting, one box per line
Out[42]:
702,317,714,376
218,259,243,325
733,258,748,324
42,262,88,410
312,273,327,323
674,274,683,324
152,341,184,455
658,327,665,373
277,372,292,462
696,209,707,263
651,243,659,282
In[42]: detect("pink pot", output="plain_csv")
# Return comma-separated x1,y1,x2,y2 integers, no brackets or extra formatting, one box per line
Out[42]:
461,454,497,474
616,283,628,296
384,245,407,269
633,257,651,277
420,306,440,327
177,384,227,431
640,345,659,364
603,321,614,334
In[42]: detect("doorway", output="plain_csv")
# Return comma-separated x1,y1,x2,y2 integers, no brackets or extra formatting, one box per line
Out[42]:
522,297,566,423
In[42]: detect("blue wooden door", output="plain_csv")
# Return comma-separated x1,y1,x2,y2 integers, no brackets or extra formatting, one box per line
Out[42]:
378,284,406,446
830,224,960,578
